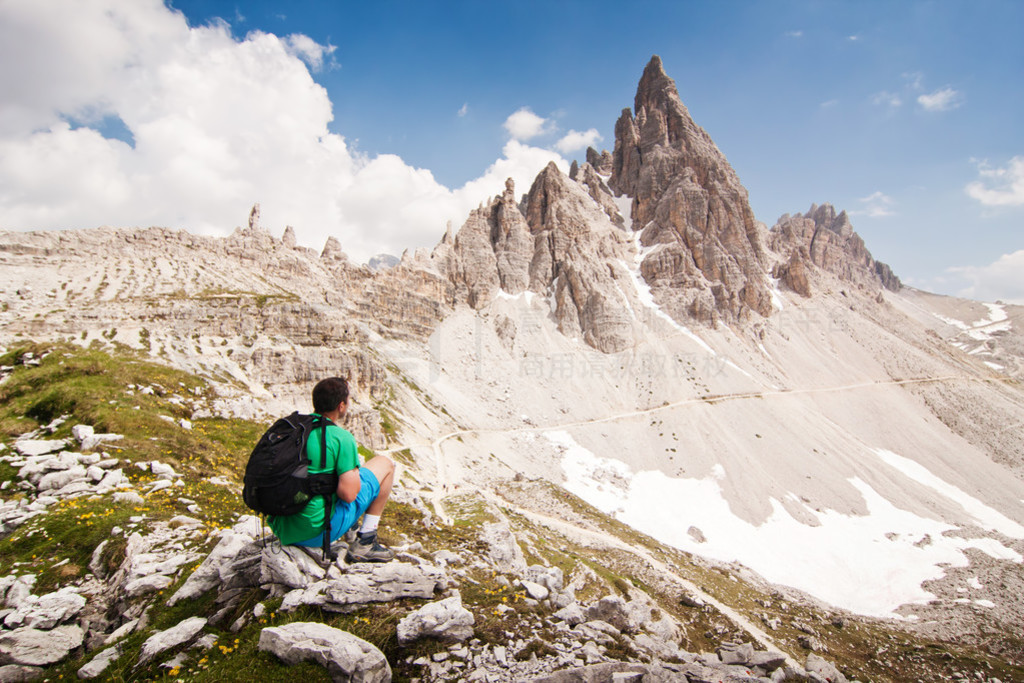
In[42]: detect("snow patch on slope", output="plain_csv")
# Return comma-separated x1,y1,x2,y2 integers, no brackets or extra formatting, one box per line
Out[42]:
552,431,1023,617
874,448,1024,538
935,303,1011,342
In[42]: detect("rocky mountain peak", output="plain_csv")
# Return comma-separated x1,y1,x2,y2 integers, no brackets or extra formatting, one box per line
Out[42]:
805,203,854,239
769,204,901,294
610,55,772,326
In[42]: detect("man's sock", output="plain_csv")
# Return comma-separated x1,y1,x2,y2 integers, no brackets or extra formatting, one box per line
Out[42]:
359,514,381,536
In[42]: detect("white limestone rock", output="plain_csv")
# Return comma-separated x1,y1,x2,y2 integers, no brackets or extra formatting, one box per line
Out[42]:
520,580,549,601
13,439,69,457
0,624,84,666
137,616,206,665
123,574,173,599
167,531,255,606
3,576,36,609
3,587,86,630
77,644,123,679
396,594,475,645
258,621,390,682
36,466,87,492
259,543,328,590
0,664,44,681
806,653,848,683
112,491,145,505
479,522,526,574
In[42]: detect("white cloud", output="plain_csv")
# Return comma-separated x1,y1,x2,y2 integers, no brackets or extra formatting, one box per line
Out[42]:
917,87,963,112
902,71,924,91
282,33,335,71
457,102,468,117
870,91,902,109
785,30,803,38
0,0,567,264
966,157,1024,206
847,35,860,41
503,107,551,141
850,191,895,218
819,99,839,109
554,128,602,154
948,250,1024,304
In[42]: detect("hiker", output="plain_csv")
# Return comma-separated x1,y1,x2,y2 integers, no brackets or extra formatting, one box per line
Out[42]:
266,377,396,562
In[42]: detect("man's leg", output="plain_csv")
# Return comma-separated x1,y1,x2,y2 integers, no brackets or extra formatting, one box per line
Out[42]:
362,455,394,517
346,456,396,563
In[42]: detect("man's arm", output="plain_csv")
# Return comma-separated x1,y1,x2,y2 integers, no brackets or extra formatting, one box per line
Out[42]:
337,468,361,503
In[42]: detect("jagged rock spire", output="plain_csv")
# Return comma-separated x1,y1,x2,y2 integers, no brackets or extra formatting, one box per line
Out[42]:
611,55,772,325
282,225,297,248
248,203,261,230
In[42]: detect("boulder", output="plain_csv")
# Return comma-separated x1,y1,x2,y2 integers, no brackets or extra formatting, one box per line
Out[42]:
123,574,173,599
0,624,84,666
3,577,36,610
36,466,87,493
553,603,585,626
520,580,549,601
137,616,207,665
258,622,390,682
805,653,848,683
479,522,526,574
167,531,255,605
13,440,69,457
77,644,122,679
584,595,637,632
282,562,444,612
717,641,755,666
259,543,329,589
396,594,475,644
3,587,86,630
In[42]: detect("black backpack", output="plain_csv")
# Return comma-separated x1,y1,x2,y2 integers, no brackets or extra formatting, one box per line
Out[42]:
243,412,340,560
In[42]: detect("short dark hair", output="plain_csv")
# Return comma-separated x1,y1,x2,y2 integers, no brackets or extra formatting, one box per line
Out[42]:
312,377,349,414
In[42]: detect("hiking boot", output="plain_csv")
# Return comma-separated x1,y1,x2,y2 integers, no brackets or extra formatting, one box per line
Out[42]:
345,531,395,563
342,520,360,545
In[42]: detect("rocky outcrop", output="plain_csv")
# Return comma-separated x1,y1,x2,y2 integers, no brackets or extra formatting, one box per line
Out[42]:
769,204,901,294
321,235,347,261
610,55,773,326
448,178,532,308
281,225,297,248
586,147,614,176
442,164,638,353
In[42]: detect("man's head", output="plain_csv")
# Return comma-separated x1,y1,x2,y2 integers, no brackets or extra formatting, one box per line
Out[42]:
312,377,350,415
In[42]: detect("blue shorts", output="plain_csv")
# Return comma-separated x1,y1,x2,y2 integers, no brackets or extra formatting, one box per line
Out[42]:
294,467,380,547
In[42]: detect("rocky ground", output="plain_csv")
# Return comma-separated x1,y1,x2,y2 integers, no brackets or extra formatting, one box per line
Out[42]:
1,344,1020,682
0,416,842,682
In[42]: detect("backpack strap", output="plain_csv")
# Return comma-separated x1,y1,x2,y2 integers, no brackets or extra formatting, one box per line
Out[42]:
318,417,336,562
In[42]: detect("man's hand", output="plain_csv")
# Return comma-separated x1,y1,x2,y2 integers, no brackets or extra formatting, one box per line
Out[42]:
337,468,361,503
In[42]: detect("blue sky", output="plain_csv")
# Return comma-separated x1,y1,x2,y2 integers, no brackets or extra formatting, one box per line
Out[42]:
1,1,1022,301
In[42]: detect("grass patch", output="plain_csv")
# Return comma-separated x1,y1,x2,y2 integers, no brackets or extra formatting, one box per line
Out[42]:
0,496,140,593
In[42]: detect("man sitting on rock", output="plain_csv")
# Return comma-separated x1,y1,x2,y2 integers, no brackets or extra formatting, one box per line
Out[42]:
267,377,396,563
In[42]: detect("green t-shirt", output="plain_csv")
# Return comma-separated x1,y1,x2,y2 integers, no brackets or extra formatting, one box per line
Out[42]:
266,416,359,545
